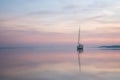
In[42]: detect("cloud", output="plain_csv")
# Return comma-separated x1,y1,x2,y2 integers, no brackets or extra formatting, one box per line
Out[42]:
0,28,77,46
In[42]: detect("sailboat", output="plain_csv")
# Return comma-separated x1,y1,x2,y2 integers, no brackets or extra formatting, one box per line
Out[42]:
77,26,83,50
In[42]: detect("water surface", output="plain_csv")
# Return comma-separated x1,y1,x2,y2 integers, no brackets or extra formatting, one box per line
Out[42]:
0,46,120,80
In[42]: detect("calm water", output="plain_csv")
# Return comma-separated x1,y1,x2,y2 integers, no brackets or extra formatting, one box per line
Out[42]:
0,46,120,80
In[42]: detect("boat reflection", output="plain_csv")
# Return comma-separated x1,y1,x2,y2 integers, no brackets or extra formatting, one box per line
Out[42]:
77,48,83,72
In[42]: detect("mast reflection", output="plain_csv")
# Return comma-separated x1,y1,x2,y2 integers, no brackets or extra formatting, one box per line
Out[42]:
77,48,83,72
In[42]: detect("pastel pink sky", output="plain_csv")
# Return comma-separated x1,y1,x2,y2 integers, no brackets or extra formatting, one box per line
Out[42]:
0,0,120,46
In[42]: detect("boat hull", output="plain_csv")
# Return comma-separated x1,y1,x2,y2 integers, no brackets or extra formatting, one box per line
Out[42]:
77,44,83,50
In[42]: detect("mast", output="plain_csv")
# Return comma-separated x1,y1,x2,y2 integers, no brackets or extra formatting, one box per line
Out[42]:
78,26,80,44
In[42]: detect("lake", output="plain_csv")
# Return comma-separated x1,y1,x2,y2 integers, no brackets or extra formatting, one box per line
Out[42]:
0,46,120,80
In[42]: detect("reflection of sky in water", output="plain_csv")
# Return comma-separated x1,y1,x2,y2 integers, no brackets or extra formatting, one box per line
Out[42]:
0,47,120,80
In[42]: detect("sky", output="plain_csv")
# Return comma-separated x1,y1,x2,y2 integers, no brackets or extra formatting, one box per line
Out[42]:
0,0,120,47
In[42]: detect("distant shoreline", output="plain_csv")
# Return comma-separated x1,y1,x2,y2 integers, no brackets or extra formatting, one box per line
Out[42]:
99,45,120,50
